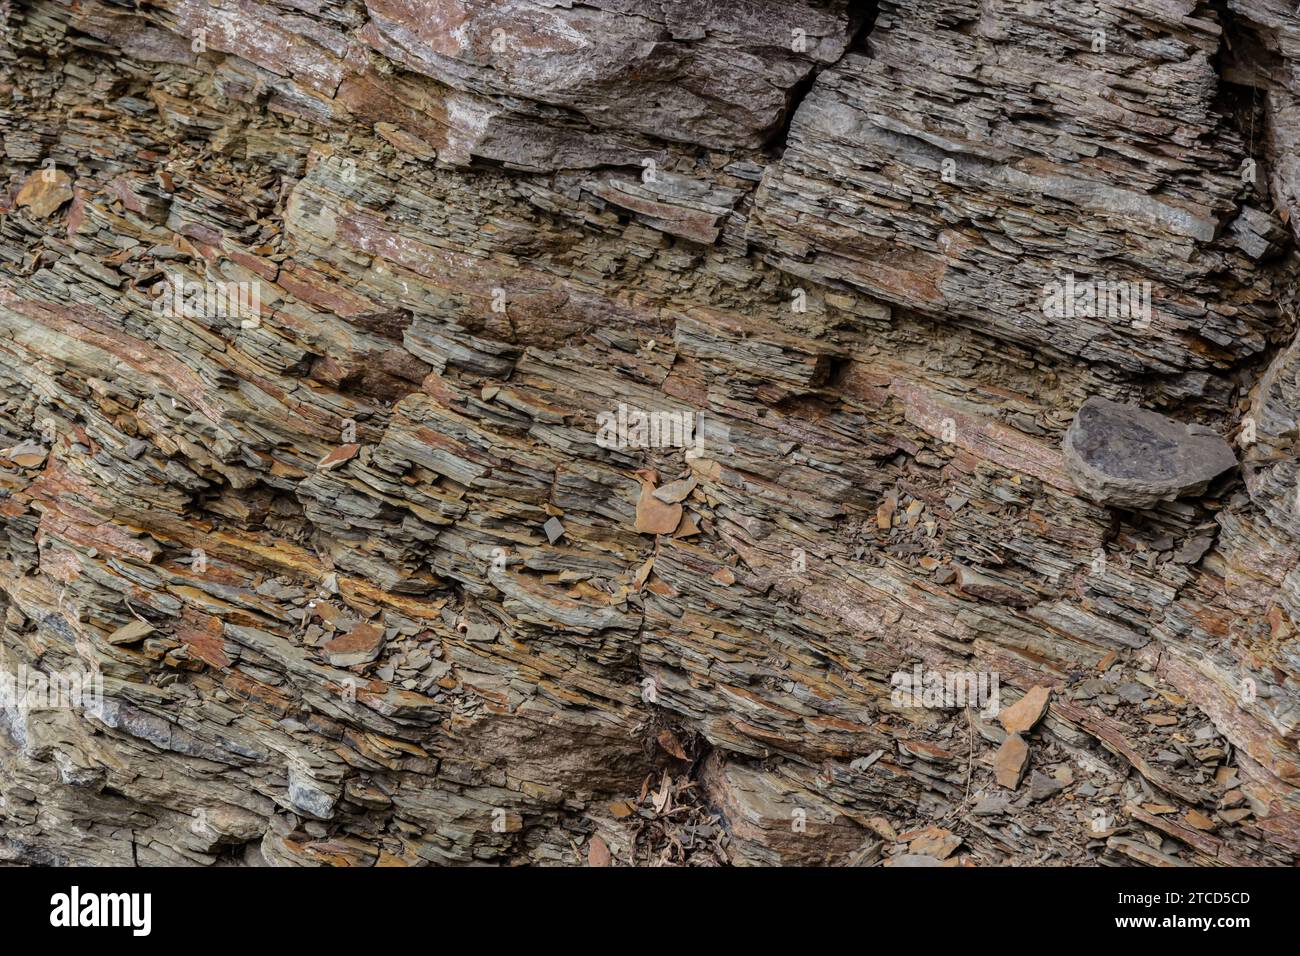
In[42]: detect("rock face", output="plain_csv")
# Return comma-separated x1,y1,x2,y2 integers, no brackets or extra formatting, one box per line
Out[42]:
1063,398,1239,509
1,0,1300,868
747,0,1285,385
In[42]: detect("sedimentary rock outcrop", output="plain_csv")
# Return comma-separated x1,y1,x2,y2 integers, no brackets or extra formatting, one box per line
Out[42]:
0,0,1298,867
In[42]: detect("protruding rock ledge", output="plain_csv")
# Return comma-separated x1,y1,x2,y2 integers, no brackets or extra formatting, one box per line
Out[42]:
1062,398,1238,509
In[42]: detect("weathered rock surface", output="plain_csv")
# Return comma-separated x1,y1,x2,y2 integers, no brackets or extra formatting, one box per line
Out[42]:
0,0,1298,868
1063,398,1239,509
746,0,1287,393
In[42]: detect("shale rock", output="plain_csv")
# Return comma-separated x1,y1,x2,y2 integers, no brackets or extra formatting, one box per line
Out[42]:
1,0,1298,870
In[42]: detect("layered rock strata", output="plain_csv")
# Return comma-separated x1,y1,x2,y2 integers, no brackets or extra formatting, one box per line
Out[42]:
0,0,1298,866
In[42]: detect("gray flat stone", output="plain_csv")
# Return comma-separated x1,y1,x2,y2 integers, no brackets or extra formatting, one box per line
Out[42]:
1062,397,1237,509
543,517,566,543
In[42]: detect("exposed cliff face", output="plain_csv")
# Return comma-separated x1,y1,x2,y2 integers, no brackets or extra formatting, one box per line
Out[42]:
0,0,1297,867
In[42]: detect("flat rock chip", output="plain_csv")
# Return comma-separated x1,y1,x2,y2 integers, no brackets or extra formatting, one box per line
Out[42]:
652,476,696,504
318,443,360,471
3,443,48,468
322,623,384,668
635,480,682,535
1028,770,1065,802
15,170,74,217
999,685,1051,734
106,618,156,645
993,732,1030,790
587,835,611,867
1062,397,1238,509
973,793,1012,815
908,825,961,859
884,853,944,867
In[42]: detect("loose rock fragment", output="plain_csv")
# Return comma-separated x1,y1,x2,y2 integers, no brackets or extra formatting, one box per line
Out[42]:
322,623,385,668
587,836,612,867
1062,398,1238,509
1028,771,1065,802
1,444,48,468
543,517,566,543
106,619,155,645
994,733,1030,790
652,477,696,504
635,477,683,535
907,826,961,859
999,686,1051,735
15,170,73,217
318,443,360,471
